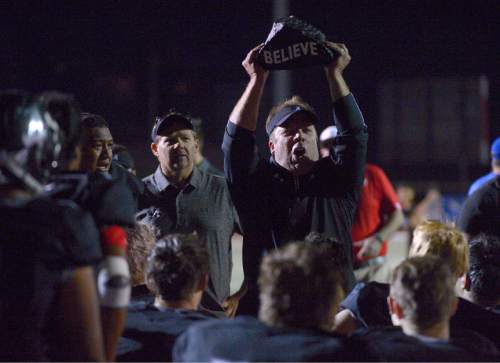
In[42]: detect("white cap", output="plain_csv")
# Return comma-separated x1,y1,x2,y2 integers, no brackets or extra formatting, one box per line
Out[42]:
319,126,338,142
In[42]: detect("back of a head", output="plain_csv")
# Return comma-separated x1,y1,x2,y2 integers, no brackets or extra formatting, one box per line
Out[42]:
390,256,457,330
410,220,469,277
258,241,343,330
144,234,209,301
468,234,500,305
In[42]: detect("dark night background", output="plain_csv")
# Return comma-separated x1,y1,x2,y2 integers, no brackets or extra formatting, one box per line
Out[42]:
2,0,499,195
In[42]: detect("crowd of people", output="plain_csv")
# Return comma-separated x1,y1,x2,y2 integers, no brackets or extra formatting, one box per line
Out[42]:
1,40,499,362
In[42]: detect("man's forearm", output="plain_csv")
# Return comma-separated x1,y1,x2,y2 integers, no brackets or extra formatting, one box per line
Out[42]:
229,75,267,132
326,70,350,103
377,208,404,241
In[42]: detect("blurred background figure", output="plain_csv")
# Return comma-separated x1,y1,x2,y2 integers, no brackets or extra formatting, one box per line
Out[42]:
113,143,137,175
320,125,404,283
458,175,500,239
468,136,500,196
397,184,443,231
191,117,223,176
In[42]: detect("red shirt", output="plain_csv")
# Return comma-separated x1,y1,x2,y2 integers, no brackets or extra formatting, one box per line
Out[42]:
352,164,400,261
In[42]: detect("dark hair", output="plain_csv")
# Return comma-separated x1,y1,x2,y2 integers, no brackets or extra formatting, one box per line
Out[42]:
145,234,209,301
468,234,500,304
80,112,109,129
258,241,343,330
304,232,347,290
390,256,456,329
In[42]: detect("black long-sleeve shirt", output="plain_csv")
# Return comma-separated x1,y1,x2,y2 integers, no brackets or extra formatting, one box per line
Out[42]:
222,94,368,313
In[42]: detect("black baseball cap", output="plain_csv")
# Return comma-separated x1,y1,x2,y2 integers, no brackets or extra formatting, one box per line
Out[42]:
266,105,318,136
151,111,193,141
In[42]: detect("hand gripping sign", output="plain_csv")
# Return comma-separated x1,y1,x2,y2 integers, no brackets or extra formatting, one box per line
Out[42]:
257,16,338,70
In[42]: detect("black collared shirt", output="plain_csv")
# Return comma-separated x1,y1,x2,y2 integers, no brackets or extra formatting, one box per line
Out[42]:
139,166,239,306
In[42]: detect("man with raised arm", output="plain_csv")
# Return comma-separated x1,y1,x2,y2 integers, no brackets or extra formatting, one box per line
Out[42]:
223,42,368,314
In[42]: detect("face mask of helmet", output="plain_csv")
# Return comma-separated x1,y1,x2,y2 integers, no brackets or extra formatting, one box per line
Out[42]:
0,90,80,194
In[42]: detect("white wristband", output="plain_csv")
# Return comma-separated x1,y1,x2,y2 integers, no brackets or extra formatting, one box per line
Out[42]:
97,256,131,308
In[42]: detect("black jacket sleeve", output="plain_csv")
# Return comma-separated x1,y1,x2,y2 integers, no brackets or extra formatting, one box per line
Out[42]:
324,94,368,192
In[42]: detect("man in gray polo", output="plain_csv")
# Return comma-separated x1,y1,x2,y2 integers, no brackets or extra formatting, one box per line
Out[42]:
138,111,243,317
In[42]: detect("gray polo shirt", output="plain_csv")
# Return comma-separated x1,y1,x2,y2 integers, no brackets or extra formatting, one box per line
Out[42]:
138,166,239,306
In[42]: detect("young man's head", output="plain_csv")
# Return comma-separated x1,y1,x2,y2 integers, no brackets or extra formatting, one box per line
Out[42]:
461,234,500,307
266,96,319,176
410,220,469,278
150,112,199,178
79,113,113,173
144,233,209,308
388,256,458,337
258,241,344,331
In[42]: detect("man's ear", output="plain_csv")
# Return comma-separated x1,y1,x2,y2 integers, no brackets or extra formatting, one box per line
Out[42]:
151,142,159,157
268,138,275,155
462,273,472,291
194,135,200,152
387,296,404,320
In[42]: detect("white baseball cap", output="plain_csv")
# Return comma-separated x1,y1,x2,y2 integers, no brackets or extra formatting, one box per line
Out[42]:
319,126,338,142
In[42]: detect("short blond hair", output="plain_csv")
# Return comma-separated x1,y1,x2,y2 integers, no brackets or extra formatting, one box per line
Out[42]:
410,220,469,277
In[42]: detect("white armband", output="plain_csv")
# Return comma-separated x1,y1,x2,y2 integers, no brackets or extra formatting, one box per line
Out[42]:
97,256,131,308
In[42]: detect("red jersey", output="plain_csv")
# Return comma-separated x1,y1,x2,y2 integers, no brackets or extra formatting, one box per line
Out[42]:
352,164,400,261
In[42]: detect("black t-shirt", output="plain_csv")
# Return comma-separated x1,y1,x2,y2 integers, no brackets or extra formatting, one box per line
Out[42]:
450,297,500,351
0,196,101,361
340,281,391,328
458,176,500,238
173,316,369,362
350,326,499,362
117,301,215,362
46,170,136,227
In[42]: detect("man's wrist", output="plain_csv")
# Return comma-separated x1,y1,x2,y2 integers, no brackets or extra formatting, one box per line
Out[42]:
249,73,268,85
326,72,350,101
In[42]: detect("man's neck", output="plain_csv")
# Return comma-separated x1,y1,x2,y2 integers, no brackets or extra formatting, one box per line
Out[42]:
402,320,450,341
161,165,193,189
154,296,199,311
194,151,204,166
